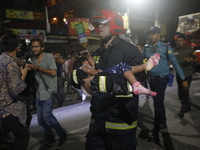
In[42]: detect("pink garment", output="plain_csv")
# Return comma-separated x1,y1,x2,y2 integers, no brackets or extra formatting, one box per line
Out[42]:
67,57,76,74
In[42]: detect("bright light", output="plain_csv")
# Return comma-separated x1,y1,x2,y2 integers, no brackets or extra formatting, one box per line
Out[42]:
63,18,68,24
53,17,57,20
131,0,149,5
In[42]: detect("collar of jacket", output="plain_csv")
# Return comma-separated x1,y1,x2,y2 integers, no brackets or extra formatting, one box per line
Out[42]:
153,41,169,48
100,35,121,50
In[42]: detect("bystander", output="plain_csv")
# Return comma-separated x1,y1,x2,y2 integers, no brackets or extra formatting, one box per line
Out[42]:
142,26,189,142
29,38,67,149
0,33,30,150
174,34,198,118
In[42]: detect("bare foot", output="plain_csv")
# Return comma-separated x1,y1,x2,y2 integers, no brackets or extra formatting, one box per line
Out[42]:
132,81,157,97
144,53,160,71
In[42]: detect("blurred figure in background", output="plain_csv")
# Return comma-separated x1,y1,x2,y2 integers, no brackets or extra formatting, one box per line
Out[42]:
174,34,198,118
53,52,66,104
67,51,81,101
137,43,144,53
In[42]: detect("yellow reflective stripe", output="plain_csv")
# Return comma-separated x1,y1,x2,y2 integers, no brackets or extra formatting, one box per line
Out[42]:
115,94,133,97
105,121,137,130
72,70,78,84
99,76,107,93
127,82,132,93
93,56,100,64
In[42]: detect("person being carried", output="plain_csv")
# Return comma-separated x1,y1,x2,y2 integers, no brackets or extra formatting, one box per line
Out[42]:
72,52,160,99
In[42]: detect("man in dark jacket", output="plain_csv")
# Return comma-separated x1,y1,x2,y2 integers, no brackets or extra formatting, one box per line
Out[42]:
85,9,144,150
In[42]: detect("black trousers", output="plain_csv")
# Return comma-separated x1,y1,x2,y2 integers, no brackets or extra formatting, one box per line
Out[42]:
176,74,192,105
149,76,168,133
2,115,30,150
86,125,137,150
0,108,32,138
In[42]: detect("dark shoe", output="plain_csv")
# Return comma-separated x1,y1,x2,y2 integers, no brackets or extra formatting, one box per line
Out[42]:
38,140,55,150
57,132,67,146
148,133,159,142
185,104,191,112
178,104,191,119
160,123,167,129
178,110,184,119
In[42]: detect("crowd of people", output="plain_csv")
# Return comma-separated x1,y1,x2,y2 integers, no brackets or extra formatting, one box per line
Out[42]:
0,8,199,150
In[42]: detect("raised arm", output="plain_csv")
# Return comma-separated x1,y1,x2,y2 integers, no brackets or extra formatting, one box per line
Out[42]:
81,66,102,75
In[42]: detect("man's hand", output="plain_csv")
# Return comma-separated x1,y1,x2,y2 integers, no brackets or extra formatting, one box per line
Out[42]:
184,58,193,63
182,80,189,90
20,64,29,80
27,64,39,71
56,59,66,64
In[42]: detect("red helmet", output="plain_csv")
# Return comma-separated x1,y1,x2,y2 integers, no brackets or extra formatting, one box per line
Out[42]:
89,9,125,35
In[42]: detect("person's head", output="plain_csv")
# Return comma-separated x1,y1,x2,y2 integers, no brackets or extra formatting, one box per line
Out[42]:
147,26,161,44
81,50,94,63
0,27,12,39
137,44,143,52
176,34,187,48
79,50,89,56
30,38,44,57
2,33,20,53
73,57,89,70
70,51,78,58
81,56,91,66
89,9,124,43
53,51,61,60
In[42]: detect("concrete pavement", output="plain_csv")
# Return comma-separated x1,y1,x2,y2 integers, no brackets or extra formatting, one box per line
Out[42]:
136,73,200,150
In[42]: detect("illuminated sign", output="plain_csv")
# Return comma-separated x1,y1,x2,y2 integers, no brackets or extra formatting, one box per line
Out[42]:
75,23,88,44
68,17,90,35
6,9,44,20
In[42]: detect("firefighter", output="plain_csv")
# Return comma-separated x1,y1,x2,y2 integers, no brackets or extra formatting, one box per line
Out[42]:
84,9,144,150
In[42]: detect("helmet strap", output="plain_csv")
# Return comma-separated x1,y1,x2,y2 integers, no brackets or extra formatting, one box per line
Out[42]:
100,34,113,44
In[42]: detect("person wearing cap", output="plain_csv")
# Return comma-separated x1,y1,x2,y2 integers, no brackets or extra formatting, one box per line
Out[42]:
84,9,145,150
142,26,189,142
174,34,198,118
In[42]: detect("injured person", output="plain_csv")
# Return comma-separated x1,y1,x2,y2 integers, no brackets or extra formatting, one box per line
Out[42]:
72,53,160,99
